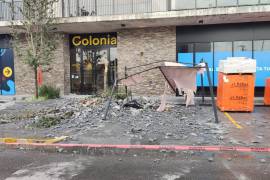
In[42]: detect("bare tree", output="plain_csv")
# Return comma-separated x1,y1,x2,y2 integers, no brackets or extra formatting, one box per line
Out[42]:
1,0,59,98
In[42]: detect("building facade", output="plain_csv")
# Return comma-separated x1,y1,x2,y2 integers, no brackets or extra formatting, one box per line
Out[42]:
1,0,270,96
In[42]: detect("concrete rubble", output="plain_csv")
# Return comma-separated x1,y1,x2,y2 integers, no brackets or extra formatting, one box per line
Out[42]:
0,96,268,146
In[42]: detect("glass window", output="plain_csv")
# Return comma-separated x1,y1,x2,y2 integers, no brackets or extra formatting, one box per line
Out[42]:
173,0,196,10
214,42,233,86
254,40,270,86
177,44,194,65
195,43,214,86
217,0,237,7
133,0,152,13
233,41,252,58
152,0,168,12
239,0,259,5
260,0,270,4
97,0,113,16
196,0,216,8
114,0,133,15
79,0,98,16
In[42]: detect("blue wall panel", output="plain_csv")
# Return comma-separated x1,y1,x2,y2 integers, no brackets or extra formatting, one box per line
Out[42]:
0,48,16,95
254,51,270,86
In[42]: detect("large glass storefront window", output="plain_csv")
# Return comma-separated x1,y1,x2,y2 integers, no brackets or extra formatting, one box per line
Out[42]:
177,40,270,89
233,41,252,58
254,40,270,87
70,33,117,95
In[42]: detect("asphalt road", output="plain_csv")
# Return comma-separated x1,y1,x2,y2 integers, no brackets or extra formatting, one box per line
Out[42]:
0,149,269,180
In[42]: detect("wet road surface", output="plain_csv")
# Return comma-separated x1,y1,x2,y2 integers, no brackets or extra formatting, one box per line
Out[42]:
0,149,269,180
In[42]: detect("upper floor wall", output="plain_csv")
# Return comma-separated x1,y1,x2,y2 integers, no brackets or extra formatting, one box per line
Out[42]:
1,0,270,21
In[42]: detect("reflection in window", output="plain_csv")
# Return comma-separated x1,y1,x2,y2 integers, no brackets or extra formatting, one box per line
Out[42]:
214,42,233,85
254,40,270,86
239,0,259,5
195,43,214,86
178,44,194,64
97,0,113,16
234,41,252,58
133,0,152,13
261,0,270,4
173,0,195,10
196,0,216,8
217,0,237,7
114,0,133,15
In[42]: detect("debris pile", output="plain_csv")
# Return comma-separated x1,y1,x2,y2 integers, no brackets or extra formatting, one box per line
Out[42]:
0,96,229,145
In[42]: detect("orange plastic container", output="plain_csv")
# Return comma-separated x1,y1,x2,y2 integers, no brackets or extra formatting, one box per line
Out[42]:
264,78,270,105
217,72,255,112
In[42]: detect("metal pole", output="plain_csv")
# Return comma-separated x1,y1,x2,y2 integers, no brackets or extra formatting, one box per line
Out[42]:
67,0,70,16
103,80,117,120
205,63,219,123
200,74,205,103
76,0,80,16
131,0,134,14
95,0,97,15
112,0,115,15
125,66,128,97
167,0,171,11
200,59,205,104
62,0,65,17
11,0,14,20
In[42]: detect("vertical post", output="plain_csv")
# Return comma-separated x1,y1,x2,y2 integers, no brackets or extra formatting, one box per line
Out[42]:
62,0,65,17
95,0,97,15
167,0,171,11
112,0,115,15
11,0,14,20
125,66,128,97
206,63,219,123
103,80,117,120
67,0,70,16
200,75,205,103
200,59,205,104
131,0,134,14
150,0,152,13
76,0,80,16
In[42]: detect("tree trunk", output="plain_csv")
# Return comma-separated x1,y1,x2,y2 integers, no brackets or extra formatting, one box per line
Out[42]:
34,67,39,99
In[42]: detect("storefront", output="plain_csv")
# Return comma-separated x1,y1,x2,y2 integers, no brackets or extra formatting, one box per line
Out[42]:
0,35,15,95
177,22,270,96
70,33,117,95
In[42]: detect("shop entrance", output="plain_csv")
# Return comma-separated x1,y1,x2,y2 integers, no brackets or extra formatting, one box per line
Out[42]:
70,47,117,95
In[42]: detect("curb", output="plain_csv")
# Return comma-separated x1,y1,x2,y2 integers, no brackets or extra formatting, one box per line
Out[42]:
1,143,269,155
